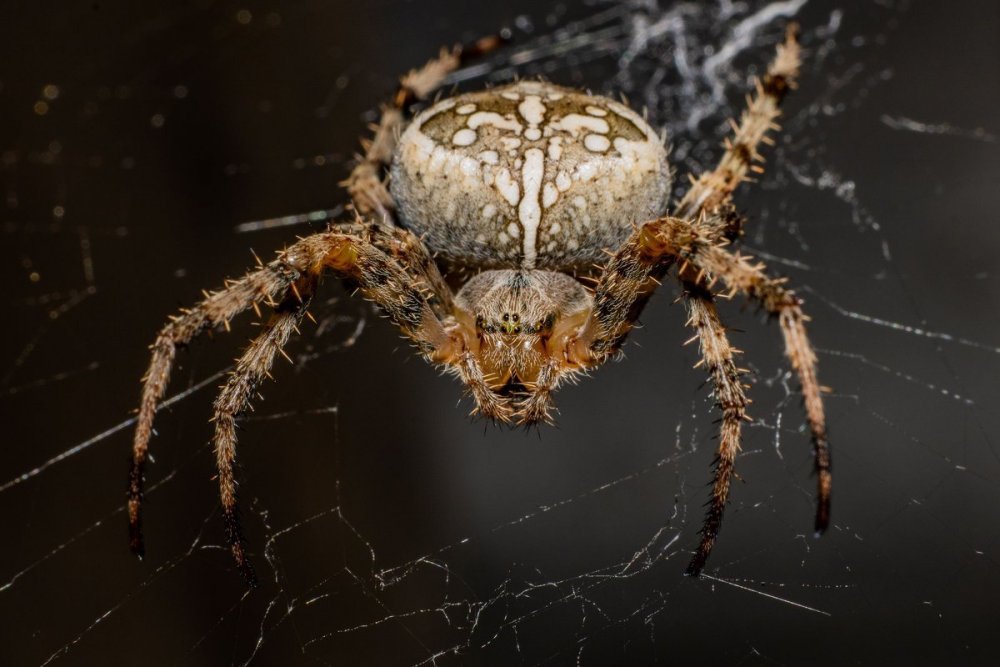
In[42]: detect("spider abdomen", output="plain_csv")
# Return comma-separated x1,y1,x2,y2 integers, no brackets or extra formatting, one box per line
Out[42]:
390,81,671,271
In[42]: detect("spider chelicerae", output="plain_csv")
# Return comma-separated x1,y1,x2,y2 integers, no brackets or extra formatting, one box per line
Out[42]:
127,26,830,586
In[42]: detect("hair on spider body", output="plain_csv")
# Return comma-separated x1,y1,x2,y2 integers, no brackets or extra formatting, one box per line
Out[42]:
128,26,830,586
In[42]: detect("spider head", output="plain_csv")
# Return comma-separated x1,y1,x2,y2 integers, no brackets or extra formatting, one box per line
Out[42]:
454,269,592,393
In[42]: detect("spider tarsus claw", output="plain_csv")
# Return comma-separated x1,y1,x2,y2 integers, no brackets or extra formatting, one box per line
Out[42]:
684,560,705,578
128,531,145,560
238,560,259,589
814,503,831,536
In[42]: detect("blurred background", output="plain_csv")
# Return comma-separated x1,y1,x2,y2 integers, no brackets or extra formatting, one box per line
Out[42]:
2,0,999,664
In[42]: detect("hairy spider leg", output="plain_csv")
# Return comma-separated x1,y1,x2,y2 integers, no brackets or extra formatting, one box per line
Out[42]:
578,215,827,575
672,24,827,572
212,280,316,586
681,285,751,575
129,259,302,557
365,222,456,317
344,34,505,220
673,23,830,561
674,24,802,224
672,223,830,542
129,227,503,583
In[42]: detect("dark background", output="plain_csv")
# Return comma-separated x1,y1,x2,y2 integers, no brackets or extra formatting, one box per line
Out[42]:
2,0,999,664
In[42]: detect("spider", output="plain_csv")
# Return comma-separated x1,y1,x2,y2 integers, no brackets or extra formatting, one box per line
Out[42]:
127,26,830,586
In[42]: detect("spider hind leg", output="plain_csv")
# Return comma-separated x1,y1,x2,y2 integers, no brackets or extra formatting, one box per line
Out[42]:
129,258,302,558
130,228,478,583
212,278,315,586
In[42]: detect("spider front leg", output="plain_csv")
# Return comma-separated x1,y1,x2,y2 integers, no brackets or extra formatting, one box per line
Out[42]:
209,231,515,583
573,229,751,575
575,215,828,575
130,228,504,583
670,226,831,534
681,286,750,576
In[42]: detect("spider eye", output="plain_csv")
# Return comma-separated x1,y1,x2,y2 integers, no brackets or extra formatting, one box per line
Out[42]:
502,313,509,322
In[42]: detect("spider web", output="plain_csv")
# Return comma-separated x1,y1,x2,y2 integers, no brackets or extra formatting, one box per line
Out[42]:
2,0,999,664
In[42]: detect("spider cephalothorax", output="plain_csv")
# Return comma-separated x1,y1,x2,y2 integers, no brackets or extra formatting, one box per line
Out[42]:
128,27,830,586
452,269,591,407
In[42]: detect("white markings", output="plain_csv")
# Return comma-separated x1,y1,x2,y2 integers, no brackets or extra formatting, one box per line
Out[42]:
416,97,455,124
518,95,545,143
518,148,544,268
555,171,572,191
584,134,611,152
518,95,546,125
459,157,479,175
396,80,670,269
542,183,559,208
467,111,522,133
547,137,563,161
452,128,477,146
613,136,662,172
494,168,520,206
500,136,522,153
549,114,609,136
575,160,600,182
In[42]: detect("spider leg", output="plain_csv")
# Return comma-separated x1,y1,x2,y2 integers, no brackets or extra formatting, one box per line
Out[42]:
212,278,315,586
682,287,749,576
670,227,830,536
129,258,302,557
210,232,513,583
674,24,801,227
343,35,505,219
367,222,455,317
575,215,829,573
131,229,503,578
362,223,508,420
